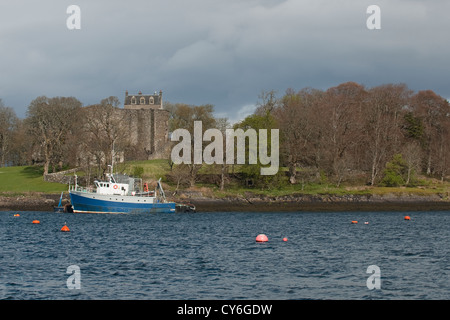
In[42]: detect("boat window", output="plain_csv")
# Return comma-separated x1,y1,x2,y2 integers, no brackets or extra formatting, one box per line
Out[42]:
140,97,145,104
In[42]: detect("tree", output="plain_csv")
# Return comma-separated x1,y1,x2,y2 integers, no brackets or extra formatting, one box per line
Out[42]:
8,118,32,166
273,88,323,184
81,96,129,177
215,117,231,191
255,90,279,115
410,90,450,179
401,142,422,186
402,111,424,141
169,103,217,187
363,84,412,185
26,96,82,175
0,100,19,167
321,82,367,186
233,111,282,189
381,154,408,187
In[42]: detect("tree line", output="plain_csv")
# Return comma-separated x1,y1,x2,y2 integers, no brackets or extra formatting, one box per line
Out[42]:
163,82,450,190
0,96,128,178
269,82,449,187
1,81,449,190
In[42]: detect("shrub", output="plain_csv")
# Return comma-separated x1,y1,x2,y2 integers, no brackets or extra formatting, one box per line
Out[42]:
381,154,408,187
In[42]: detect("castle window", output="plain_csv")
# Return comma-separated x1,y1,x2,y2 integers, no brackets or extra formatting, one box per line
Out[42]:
140,97,145,104
149,96,154,104
131,96,136,104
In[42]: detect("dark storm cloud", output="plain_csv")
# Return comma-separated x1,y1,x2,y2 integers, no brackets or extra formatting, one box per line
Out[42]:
1,0,449,122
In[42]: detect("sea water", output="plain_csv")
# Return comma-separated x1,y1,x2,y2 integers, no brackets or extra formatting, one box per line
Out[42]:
0,210,448,300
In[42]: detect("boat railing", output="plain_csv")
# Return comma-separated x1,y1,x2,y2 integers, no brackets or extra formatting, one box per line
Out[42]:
69,184,95,193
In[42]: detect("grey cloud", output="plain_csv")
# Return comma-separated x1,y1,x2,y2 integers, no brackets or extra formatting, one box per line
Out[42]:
1,0,449,120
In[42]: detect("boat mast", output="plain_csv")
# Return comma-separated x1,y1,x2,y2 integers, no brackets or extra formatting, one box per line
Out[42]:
157,178,166,201
109,141,115,183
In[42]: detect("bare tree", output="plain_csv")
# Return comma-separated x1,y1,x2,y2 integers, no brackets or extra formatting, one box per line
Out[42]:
26,96,82,175
274,88,323,184
321,82,367,184
255,90,279,115
82,96,128,177
363,84,412,185
8,119,32,166
401,142,422,185
215,117,230,190
0,100,19,167
410,90,450,179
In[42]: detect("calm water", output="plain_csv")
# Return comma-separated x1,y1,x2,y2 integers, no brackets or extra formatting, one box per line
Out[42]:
0,210,448,300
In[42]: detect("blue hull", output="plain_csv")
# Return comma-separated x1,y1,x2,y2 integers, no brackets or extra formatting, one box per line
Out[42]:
69,191,176,214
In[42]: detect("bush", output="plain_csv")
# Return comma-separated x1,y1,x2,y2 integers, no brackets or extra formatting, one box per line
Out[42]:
381,154,408,187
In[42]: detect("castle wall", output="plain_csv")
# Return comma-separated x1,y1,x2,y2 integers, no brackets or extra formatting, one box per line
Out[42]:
119,107,169,160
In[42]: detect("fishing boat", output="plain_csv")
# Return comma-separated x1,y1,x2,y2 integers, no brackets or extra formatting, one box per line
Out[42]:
69,171,176,214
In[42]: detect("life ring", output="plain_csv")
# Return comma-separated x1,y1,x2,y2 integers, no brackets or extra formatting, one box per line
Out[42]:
143,183,149,192
113,184,118,189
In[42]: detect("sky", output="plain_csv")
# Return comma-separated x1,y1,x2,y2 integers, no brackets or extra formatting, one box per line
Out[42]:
1,0,450,123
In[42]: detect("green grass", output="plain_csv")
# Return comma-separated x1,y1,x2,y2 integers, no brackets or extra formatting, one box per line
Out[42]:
0,166,68,194
117,159,172,180
1,162,448,200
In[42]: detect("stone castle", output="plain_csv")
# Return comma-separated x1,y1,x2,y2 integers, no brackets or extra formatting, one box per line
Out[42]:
121,90,170,160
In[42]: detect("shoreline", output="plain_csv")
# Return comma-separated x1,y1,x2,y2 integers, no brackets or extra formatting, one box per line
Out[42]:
0,192,449,212
188,199,450,212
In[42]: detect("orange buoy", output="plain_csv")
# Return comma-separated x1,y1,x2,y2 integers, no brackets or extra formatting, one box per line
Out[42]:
283,237,288,242
351,221,358,224
256,234,268,242
404,216,411,220
61,224,70,232
32,220,40,224
14,214,20,217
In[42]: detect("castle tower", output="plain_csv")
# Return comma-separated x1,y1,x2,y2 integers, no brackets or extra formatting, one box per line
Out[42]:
122,90,169,160
124,90,163,110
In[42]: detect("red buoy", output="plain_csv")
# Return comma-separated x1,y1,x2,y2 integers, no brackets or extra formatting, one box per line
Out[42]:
283,237,288,242
256,234,268,242
404,216,411,220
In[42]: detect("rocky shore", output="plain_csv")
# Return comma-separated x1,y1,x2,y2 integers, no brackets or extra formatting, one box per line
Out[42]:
1,191,448,212
184,193,450,212
0,193,63,212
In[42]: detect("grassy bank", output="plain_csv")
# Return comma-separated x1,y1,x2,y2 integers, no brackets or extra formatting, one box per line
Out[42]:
0,166,67,195
0,162,449,200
